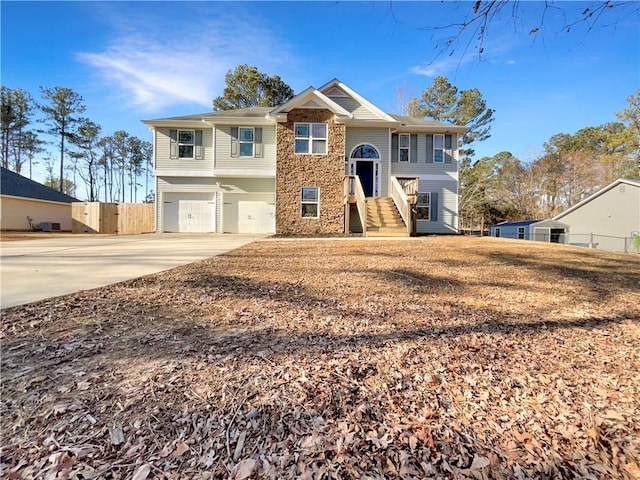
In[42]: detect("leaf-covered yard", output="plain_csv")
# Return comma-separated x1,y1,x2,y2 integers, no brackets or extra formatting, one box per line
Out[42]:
1,236,639,479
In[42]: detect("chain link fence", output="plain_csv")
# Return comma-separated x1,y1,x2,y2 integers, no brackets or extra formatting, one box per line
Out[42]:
492,231,638,253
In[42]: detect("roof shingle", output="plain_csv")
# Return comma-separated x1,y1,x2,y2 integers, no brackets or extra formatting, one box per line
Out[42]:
1,167,79,203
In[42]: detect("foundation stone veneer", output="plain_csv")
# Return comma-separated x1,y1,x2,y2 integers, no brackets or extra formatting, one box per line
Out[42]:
276,109,346,235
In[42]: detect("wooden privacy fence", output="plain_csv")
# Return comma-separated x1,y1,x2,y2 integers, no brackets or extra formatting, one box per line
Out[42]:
72,202,154,234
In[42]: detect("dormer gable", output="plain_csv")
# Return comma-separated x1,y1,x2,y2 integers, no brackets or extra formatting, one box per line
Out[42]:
318,78,396,122
269,86,352,122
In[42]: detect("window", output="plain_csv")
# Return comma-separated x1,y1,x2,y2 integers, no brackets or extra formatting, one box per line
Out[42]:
399,134,410,162
433,134,444,163
351,144,379,159
239,127,254,157
295,123,327,154
495,228,501,238
301,187,319,218
518,227,525,239
416,193,430,220
178,130,194,158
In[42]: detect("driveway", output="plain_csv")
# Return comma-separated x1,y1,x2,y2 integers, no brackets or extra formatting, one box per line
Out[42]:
0,233,264,309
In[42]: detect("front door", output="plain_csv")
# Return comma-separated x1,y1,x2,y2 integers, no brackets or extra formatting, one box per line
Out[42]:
356,161,374,197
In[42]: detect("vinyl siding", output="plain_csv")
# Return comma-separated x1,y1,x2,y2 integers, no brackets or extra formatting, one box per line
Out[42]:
557,183,640,237
391,134,458,177
345,127,390,196
215,125,276,171
491,225,530,239
415,178,458,234
328,97,381,120
155,128,214,171
156,176,275,233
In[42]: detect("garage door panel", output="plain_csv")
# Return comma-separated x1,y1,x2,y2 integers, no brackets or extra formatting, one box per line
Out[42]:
163,193,216,233
223,194,275,234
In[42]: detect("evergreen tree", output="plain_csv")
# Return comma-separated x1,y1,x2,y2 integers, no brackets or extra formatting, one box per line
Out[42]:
409,76,494,158
213,65,294,111
1,87,36,172
39,87,86,192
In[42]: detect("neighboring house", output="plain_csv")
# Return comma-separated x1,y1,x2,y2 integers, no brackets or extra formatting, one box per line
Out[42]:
490,219,569,243
142,79,467,236
553,178,640,252
0,167,78,231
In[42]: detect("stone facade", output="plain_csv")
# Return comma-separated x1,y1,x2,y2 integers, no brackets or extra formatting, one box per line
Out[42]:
276,109,346,235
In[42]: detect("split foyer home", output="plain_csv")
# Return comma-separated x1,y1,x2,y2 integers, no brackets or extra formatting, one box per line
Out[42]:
142,79,467,236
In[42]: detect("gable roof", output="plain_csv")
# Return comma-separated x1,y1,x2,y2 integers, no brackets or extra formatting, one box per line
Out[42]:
390,114,468,133
269,85,352,120
553,178,640,221
318,78,396,123
142,79,467,132
0,167,79,203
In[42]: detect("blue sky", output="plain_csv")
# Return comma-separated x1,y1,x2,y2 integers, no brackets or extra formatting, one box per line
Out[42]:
2,1,639,188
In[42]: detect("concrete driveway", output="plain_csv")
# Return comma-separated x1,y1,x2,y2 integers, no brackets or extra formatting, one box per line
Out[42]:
0,233,264,309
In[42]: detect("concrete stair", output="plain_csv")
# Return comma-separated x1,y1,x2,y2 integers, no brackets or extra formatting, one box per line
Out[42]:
366,197,408,237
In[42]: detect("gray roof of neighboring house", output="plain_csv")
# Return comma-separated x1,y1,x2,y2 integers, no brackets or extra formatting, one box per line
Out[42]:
493,220,541,228
0,167,79,203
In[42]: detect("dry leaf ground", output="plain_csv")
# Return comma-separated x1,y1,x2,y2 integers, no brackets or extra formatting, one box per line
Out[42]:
1,236,639,479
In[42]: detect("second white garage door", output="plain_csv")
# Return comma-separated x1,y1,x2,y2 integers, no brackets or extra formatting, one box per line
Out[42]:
163,193,216,233
223,193,275,233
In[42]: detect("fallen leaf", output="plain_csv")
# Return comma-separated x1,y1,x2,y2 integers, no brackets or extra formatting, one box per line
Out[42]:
131,464,151,480
109,427,124,446
174,440,189,458
469,454,490,470
230,458,257,480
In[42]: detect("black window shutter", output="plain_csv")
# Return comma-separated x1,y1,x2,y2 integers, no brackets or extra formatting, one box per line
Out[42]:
230,127,239,158
430,192,438,222
410,134,418,163
255,127,263,158
444,134,453,164
169,129,178,159
195,130,203,159
426,134,434,163
391,134,398,162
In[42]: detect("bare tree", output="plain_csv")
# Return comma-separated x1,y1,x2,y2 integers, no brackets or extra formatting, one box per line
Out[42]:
414,1,639,61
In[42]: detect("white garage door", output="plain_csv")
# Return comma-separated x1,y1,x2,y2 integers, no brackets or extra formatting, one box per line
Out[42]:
163,193,216,233
223,193,275,233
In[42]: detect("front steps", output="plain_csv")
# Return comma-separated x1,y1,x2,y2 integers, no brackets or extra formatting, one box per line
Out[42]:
366,197,408,237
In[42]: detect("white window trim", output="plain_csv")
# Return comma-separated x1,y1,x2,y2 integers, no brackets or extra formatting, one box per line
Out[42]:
294,122,327,155
399,133,410,162
518,227,525,239
416,192,431,221
433,134,445,163
178,129,195,159
238,127,255,158
300,186,320,218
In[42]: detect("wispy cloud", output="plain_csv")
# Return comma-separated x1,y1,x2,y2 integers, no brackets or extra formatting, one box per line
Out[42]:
410,30,522,77
76,9,294,112
410,53,475,78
